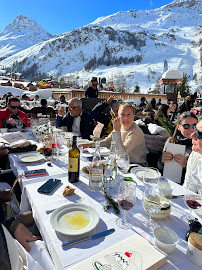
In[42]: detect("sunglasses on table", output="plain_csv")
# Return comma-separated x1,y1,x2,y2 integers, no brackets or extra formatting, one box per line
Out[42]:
10,105,20,109
193,125,202,139
181,123,196,129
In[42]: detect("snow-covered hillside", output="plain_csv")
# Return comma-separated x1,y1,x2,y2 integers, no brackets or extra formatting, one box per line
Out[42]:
0,15,53,59
0,0,201,93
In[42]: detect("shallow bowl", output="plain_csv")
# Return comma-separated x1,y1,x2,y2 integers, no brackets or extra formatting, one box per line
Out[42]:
154,227,179,254
158,182,174,198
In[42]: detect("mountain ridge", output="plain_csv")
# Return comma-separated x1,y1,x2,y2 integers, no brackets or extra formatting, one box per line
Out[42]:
0,0,201,93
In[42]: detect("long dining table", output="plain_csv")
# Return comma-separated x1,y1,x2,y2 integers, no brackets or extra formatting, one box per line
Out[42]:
7,130,202,270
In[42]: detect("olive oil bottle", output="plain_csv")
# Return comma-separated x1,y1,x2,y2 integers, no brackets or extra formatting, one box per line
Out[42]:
68,136,80,183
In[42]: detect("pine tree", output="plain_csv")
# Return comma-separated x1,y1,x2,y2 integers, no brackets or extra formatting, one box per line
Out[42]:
178,74,191,98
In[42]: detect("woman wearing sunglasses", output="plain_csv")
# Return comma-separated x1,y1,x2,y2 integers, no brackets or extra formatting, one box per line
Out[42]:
158,112,198,184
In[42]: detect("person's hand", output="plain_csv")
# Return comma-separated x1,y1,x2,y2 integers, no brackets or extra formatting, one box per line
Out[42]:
174,154,187,167
113,117,121,131
106,95,115,105
58,106,65,116
14,223,41,252
0,189,13,202
80,143,92,149
161,152,173,163
6,118,16,125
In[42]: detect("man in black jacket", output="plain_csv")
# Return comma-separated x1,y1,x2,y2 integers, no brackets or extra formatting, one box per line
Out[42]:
84,77,98,98
56,98,94,140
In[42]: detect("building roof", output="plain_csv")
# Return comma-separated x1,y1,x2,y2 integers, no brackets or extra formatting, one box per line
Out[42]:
162,69,183,80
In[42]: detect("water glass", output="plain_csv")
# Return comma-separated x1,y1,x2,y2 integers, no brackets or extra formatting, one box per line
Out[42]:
143,167,160,188
116,152,130,173
142,187,161,231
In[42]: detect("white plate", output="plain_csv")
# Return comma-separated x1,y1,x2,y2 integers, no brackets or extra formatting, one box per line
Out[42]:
131,167,161,181
87,147,110,155
50,204,99,235
18,153,45,163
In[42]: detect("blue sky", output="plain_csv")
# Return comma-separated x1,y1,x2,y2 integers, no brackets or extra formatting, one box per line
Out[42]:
1,0,174,35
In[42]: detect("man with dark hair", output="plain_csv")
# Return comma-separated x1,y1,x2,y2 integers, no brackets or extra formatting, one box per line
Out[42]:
0,97,30,128
84,77,99,98
91,96,120,138
30,99,56,118
139,97,147,108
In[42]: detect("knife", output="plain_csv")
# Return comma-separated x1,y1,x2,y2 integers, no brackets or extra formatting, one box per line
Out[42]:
62,228,115,249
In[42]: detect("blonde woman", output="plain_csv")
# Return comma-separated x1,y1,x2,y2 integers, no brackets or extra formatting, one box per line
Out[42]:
83,103,147,166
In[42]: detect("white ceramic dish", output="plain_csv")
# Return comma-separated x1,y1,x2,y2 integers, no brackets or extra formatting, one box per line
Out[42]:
158,182,175,197
153,227,179,254
18,153,45,163
87,147,110,156
50,204,99,235
131,167,161,181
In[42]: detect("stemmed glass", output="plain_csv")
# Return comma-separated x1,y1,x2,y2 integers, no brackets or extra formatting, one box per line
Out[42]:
182,182,202,223
143,167,160,188
142,187,161,232
116,152,130,174
116,181,136,229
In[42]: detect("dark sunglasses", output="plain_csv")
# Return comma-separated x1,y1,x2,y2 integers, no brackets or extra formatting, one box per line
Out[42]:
68,106,79,111
92,83,97,86
10,105,20,109
181,123,196,130
193,125,202,139
186,219,201,241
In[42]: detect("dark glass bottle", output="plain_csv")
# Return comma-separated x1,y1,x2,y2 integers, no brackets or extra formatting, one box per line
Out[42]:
68,136,80,183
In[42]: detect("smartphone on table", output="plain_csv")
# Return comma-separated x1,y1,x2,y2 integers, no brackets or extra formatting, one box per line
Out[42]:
24,169,47,177
37,179,61,193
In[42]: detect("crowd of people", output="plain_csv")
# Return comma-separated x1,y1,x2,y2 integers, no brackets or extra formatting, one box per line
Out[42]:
0,79,201,268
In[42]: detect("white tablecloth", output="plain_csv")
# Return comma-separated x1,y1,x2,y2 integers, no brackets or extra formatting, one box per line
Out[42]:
8,144,202,270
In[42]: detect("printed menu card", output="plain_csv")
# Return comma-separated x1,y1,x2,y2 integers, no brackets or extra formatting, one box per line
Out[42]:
70,233,167,270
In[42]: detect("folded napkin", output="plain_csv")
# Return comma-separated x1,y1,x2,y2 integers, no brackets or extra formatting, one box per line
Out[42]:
8,140,37,153
10,139,31,148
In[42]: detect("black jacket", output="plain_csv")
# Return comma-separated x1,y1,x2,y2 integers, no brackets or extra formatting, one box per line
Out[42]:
56,111,94,140
84,86,98,98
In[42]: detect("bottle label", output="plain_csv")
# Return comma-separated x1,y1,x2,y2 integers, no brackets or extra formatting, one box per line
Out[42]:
52,143,59,148
68,157,79,172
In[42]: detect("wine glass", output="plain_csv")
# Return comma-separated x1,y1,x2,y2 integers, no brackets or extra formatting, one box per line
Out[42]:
182,182,202,223
116,181,136,229
116,152,130,174
142,187,161,231
15,119,23,129
143,167,160,188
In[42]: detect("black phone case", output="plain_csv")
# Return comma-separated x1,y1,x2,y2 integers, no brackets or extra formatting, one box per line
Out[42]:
37,179,61,193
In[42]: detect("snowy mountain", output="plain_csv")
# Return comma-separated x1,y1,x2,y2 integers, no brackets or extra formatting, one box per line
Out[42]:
0,15,53,59
0,0,201,93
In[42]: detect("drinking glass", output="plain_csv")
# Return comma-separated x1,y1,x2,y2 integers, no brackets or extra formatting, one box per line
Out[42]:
182,182,202,223
15,119,23,129
116,181,136,229
143,167,160,188
142,187,161,231
116,152,130,174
